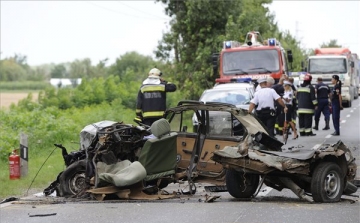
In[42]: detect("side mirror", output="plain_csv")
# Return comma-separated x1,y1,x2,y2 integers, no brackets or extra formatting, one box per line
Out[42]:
287,50,293,63
212,53,219,77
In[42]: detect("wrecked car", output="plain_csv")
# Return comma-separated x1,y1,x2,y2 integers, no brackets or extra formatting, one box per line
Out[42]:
166,101,358,203
44,100,357,203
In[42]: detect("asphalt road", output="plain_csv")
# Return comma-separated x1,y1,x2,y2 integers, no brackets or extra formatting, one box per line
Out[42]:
1,101,359,223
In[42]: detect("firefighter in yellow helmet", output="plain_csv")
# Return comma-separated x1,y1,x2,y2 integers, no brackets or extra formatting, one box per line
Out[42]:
135,68,177,126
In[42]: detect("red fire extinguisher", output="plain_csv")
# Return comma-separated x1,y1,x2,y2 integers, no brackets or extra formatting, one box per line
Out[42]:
9,149,20,180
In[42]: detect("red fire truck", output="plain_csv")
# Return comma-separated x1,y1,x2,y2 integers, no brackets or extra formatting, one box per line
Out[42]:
212,31,293,84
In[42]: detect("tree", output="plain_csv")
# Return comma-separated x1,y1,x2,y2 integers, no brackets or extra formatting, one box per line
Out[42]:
108,52,157,82
320,39,342,48
0,58,26,81
50,64,67,78
155,0,292,99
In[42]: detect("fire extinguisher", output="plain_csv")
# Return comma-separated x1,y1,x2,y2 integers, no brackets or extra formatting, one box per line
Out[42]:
9,149,20,180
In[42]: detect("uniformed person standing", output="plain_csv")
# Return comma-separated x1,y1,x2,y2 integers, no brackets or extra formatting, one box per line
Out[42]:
330,75,343,136
313,77,331,130
272,77,285,135
248,78,288,137
296,74,318,136
135,68,177,126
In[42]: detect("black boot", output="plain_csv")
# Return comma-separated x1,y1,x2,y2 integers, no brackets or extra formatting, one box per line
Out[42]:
307,131,316,136
313,119,319,130
322,119,330,130
331,132,340,136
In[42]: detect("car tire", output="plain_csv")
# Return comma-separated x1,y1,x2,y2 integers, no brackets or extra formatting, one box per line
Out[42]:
58,160,87,197
226,169,259,198
311,162,344,203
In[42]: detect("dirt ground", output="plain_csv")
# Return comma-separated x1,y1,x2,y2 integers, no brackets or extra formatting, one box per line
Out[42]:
0,92,39,109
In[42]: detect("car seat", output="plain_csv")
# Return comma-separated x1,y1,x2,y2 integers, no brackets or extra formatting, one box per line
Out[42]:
138,118,178,182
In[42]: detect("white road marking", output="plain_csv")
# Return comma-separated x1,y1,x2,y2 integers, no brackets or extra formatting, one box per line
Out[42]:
346,114,350,118
341,120,346,123
325,135,332,138
350,110,353,113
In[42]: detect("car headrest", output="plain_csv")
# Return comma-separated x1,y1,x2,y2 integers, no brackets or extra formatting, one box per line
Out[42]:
150,118,171,138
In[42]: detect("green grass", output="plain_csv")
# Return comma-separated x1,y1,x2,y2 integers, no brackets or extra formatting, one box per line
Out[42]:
0,145,77,200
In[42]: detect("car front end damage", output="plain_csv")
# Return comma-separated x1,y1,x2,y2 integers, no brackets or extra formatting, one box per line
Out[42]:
211,106,357,203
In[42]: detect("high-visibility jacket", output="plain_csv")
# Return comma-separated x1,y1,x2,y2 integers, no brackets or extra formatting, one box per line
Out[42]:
296,83,317,114
136,77,176,120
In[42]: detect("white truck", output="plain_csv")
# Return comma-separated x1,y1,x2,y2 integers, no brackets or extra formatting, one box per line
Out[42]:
303,48,357,107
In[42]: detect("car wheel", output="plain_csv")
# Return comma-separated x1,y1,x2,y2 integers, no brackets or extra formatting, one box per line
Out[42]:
226,169,259,198
311,162,344,203
58,160,87,197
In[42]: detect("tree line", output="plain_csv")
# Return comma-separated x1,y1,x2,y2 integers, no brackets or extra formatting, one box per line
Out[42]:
0,0,342,100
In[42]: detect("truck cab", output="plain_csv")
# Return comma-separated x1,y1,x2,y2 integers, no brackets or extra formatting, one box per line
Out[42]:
212,31,293,84
304,48,356,107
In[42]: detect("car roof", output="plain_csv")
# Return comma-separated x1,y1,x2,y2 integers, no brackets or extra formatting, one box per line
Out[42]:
213,83,254,90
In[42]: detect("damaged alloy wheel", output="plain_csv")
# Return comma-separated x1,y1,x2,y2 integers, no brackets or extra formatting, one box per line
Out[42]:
58,160,87,197
226,169,259,198
311,162,344,203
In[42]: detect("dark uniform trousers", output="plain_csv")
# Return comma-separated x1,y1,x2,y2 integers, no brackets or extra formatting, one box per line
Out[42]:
315,98,330,122
332,100,340,134
256,108,276,137
298,113,313,135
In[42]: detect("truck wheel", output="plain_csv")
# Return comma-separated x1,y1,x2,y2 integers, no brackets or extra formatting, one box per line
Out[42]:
226,169,259,198
311,162,344,203
58,160,87,197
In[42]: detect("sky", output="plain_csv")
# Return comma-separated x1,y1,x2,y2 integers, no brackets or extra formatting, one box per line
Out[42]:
1,1,359,67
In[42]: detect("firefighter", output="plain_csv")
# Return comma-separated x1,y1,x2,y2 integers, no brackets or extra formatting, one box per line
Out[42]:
313,77,331,130
296,74,318,136
135,68,177,126
330,75,343,136
248,77,288,137
273,77,285,135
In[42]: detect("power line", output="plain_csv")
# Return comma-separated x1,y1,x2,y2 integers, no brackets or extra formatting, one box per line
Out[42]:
86,2,168,21
115,1,168,20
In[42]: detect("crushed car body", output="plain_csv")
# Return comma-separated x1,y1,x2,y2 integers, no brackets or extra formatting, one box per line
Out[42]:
44,100,357,203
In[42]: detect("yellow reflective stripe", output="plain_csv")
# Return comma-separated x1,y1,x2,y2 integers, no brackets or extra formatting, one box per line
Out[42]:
312,100,318,105
143,111,164,117
136,109,142,113
297,109,315,114
298,87,310,93
141,85,165,93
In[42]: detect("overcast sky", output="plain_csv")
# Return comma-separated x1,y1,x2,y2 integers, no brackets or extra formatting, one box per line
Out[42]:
1,1,359,66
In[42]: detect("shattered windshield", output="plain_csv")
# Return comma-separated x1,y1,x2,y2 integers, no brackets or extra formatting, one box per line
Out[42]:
222,49,280,75
309,58,347,73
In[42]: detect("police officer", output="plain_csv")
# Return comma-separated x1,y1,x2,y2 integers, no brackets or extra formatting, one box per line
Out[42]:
248,77,288,137
135,68,177,126
313,77,331,130
296,74,318,136
330,75,343,136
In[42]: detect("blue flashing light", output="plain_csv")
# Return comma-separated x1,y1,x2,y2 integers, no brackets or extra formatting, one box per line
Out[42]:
268,38,276,46
225,41,232,48
235,78,252,83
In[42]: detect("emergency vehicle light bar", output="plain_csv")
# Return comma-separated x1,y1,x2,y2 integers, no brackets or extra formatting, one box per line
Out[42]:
223,41,241,49
234,78,252,83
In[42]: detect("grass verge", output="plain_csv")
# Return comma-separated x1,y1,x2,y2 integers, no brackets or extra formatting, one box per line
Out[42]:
0,145,76,200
